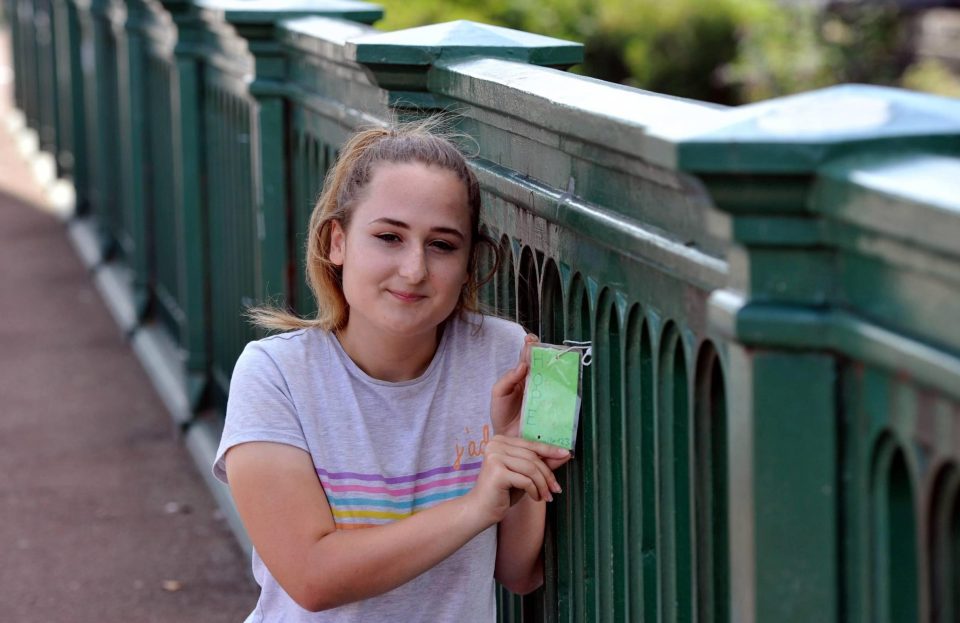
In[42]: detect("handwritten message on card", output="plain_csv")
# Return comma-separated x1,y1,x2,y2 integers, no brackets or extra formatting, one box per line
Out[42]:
520,346,582,451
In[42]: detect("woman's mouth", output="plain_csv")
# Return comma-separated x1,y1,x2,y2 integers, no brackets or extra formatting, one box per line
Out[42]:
388,290,426,303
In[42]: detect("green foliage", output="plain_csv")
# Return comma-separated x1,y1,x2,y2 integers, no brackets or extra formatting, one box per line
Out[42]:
724,3,836,103
374,0,511,32
372,0,953,105
535,0,754,104
902,58,960,99
375,0,759,104
725,0,910,102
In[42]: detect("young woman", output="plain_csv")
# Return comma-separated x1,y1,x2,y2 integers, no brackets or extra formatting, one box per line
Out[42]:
214,123,571,622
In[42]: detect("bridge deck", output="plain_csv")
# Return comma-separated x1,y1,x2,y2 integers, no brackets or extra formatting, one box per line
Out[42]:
0,30,256,621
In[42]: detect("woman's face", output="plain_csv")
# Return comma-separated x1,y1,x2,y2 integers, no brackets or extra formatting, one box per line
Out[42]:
329,161,472,343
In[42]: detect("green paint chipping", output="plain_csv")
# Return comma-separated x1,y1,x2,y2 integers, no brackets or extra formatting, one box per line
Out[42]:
520,346,583,451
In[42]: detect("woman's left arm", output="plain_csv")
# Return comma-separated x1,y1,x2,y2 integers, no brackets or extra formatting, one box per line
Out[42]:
489,336,569,594
495,491,549,594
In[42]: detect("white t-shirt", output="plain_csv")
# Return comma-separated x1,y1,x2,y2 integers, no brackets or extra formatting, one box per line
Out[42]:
214,313,527,622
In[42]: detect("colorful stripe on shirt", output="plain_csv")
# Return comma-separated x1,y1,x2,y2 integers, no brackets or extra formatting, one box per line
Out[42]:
317,460,482,530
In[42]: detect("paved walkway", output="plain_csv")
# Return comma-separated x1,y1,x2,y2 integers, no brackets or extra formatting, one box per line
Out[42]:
0,31,257,622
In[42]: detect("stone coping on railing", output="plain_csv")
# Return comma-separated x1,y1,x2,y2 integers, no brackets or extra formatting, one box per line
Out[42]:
812,151,960,354
281,15,377,55
647,84,960,175
815,152,960,263
346,19,582,68
429,58,725,167
631,81,960,372
426,57,729,260
193,0,381,25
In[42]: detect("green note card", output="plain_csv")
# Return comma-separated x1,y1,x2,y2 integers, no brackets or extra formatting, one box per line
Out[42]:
520,346,582,451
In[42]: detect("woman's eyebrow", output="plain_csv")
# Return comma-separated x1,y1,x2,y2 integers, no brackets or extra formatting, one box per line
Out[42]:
368,217,465,240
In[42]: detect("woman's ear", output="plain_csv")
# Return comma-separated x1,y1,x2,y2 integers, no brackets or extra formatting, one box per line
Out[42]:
329,220,346,267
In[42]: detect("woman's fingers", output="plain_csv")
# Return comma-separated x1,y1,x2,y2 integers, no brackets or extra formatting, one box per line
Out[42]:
486,441,561,494
471,433,572,520
500,466,543,503
497,455,553,502
493,334,539,399
485,435,568,497
489,434,570,463
491,360,528,399
544,454,573,471
519,333,538,366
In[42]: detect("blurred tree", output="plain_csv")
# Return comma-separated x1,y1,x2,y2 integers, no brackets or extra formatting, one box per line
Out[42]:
373,0,955,104
375,0,756,104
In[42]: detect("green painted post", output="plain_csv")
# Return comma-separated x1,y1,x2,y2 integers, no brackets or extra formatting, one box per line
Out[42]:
197,0,383,309
88,0,124,258
61,0,90,206
347,20,582,110
161,0,212,409
18,0,40,132
52,0,74,177
8,0,22,112
75,0,101,222
34,0,59,153
646,85,960,623
117,0,151,318
66,0,91,217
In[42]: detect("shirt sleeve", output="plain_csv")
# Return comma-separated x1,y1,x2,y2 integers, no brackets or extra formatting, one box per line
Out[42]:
212,341,309,484
499,318,530,373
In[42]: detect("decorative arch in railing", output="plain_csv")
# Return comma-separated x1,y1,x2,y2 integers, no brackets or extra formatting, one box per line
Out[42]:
693,339,728,623
928,463,960,623
869,435,919,623
495,232,517,321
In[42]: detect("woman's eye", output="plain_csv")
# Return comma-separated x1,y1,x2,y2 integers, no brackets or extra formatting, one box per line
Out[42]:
375,233,401,244
430,240,457,252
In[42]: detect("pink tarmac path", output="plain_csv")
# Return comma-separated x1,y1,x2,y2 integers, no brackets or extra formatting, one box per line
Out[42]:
0,29,258,621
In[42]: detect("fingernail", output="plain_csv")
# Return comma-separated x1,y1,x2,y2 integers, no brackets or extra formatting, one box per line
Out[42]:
547,494,554,502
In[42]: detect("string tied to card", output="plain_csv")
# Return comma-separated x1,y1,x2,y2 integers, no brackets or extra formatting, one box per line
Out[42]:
558,340,593,366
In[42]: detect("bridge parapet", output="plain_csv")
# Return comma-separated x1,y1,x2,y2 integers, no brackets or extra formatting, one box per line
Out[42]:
667,85,960,623
6,1,960,620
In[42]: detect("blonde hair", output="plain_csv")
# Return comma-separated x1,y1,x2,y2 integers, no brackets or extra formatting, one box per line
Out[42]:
248,120,498,332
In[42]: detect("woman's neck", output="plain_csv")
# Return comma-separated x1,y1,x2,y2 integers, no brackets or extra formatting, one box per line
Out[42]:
335,322,442,382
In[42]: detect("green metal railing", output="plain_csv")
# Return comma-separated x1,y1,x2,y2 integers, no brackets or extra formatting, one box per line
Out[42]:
51,0,89,203
6,1,960,621
144,44,181,343
670,86,960,623
87,0,124,258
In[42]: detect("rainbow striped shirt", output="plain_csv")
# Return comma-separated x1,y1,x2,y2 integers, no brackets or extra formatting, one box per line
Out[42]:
214,314,527,621
319,459,483,530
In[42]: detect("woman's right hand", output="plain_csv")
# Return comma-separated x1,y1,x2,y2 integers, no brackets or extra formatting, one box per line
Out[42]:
466,435,571,526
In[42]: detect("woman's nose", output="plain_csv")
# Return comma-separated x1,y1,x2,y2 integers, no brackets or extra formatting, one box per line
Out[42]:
398,246,428,282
